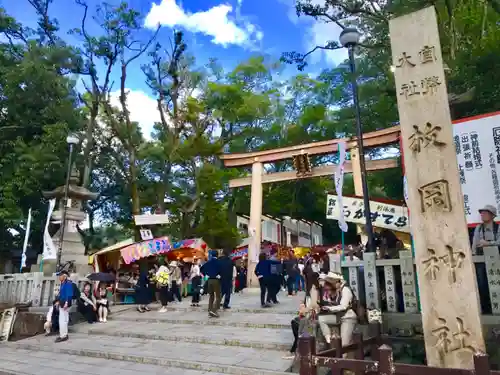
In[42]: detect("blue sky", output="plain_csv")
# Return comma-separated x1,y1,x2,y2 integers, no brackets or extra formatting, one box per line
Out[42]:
2,0,347,135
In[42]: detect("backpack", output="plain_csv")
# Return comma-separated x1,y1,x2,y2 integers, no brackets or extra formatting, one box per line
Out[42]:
343,285,368,325
479,222,500,255
72,282,81,300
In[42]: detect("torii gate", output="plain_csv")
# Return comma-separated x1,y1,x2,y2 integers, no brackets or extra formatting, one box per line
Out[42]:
220,126,401,287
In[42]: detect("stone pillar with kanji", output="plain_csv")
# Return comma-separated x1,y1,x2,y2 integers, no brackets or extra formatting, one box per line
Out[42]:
389,6,485,368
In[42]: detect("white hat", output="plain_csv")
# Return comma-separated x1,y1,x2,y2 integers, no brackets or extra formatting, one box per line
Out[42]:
479,205,497,217
320,272,344,284
169,261,178,267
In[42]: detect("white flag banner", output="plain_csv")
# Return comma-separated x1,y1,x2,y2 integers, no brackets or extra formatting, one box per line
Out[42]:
403,175,409,206
334,141,348,232
20,208,32,269
42,199,57,260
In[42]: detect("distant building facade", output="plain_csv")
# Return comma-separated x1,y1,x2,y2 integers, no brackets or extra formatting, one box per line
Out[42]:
236,214,323,248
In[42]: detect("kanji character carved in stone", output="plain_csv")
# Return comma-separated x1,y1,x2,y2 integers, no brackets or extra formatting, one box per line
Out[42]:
419,45,437,63
400,81,420,99
395,52,416,68
439,245,466,283
421,76,442,95
432,317,477,360
418,179,452,212
408,122,446,153
422,248,440,281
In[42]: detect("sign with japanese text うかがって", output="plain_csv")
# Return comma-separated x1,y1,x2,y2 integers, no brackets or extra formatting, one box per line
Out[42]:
390,6,485,369
326,194,409,233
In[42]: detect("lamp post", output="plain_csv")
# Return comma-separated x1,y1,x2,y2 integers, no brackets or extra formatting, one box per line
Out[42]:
56,134,80,271
339,27,375,253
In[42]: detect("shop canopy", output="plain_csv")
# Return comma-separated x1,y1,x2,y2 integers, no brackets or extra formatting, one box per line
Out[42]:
165,238,210,262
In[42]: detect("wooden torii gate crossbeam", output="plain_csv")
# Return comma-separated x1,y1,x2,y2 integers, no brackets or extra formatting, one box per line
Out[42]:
220,125,401,287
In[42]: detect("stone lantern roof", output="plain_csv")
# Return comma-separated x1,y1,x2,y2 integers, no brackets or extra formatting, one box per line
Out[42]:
42,166,99,201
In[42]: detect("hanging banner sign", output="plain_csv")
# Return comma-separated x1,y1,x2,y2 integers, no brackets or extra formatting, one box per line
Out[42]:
334,141,348,232
121,236,171,264
452,112,500,225
42,199,57,260
230,247,248,260
21,208,32,270
403,175,409,206
326,194,410,233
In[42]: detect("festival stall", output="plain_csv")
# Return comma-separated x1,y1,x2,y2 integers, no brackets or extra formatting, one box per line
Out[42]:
164,238,209,263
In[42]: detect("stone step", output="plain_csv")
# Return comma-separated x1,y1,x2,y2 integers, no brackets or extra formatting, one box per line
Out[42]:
0,346,227,375
112,308,292,329
5,333,293,375
77,320,292,351
160,304,297,315
141,291,303,315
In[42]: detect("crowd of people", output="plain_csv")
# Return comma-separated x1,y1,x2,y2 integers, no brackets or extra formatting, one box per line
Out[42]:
44,242,371,344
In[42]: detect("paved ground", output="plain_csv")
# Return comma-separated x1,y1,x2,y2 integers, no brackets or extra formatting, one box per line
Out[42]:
0,290,303,375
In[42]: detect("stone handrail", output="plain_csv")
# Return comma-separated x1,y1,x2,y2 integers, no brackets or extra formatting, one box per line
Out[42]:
0,273,89,308
0,250,498,314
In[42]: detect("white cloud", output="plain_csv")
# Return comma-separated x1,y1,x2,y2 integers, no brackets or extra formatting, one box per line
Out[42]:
144,0,263,47
306,21,347,66
109,89,161,139
281,0,347,66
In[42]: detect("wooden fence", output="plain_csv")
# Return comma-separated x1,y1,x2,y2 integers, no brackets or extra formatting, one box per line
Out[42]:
298,334,500,375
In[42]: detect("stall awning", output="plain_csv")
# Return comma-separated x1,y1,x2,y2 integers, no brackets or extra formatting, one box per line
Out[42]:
92,238,135,256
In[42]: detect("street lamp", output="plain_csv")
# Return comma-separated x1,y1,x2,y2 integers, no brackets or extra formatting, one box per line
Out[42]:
56,134,80,271
339,27,375,253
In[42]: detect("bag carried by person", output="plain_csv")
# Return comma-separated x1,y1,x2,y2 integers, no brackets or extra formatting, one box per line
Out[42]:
478,222,500,255
72,282,81,300
342,285,368,324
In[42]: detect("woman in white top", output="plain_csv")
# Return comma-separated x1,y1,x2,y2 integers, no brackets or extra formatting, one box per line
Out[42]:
190,259,202,307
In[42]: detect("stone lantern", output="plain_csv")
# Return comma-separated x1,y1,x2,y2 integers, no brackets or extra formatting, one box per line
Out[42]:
34,166,98,275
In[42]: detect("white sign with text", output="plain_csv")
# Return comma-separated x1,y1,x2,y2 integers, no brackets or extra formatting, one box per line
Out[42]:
326,194,410,233
453,113,500,225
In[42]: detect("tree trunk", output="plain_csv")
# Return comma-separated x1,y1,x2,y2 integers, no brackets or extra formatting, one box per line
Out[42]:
82,97,99,188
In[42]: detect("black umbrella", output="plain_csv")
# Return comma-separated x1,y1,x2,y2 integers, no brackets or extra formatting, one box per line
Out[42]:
86,272,116,282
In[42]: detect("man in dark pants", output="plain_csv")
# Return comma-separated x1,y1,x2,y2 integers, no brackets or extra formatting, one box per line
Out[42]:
267,259,281,304
201,253,221,318
218,249,234,309
285,258,299,296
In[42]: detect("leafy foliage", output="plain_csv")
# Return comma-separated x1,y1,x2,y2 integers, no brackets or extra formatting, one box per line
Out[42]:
0,0,499,261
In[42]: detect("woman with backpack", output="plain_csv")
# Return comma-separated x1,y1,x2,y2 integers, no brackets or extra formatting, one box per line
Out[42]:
317,272,357,356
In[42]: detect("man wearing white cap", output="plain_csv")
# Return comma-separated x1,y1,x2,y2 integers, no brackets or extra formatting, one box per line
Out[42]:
471,204,498,314
472,205,499,255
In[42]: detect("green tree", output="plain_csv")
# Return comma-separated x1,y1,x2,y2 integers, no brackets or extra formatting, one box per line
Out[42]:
0,5,83,258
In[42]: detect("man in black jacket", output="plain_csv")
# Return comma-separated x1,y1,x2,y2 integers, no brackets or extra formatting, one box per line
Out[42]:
218,248,235,309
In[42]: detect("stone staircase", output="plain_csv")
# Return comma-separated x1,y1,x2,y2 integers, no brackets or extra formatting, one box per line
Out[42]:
0,292,301,375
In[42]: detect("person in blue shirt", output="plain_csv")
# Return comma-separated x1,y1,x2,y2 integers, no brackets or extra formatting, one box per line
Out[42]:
255,253,271,308
200,254,221,318
56,270,74,342
218,248,234,309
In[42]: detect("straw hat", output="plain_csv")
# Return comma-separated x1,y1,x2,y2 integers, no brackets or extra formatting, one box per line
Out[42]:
320,272,344,284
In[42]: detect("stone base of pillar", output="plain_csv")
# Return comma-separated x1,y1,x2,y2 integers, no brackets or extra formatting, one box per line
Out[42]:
31,231,93,275
246,261,258,289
